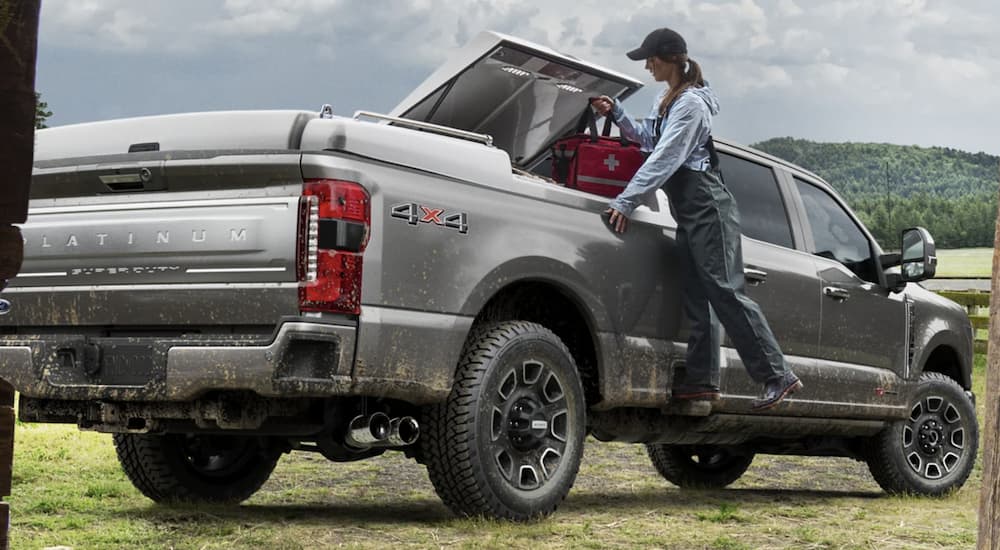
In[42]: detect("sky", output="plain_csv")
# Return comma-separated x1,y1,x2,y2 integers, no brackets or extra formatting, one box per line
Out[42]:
35,0,1000,155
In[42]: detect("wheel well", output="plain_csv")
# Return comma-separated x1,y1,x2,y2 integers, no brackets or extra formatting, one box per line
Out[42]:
474,281,601,407
921,346,966,388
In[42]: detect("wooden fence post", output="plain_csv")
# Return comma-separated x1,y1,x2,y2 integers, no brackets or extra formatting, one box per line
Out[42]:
0,1,41,548
0,0,38,225
0,383,11,550
978,162,1000,547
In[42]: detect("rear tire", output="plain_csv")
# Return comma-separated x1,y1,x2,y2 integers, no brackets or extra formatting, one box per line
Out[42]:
865,372,978,496
646,444,754,489
114,433,280,504
421,321,586,521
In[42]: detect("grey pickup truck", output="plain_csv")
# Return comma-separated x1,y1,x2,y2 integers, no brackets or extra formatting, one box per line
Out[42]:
0,32,977,520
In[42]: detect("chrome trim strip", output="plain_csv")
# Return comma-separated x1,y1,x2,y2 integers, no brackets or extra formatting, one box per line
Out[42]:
2,282,299,292
17,272,68,278
28,196,297,216
185,267,287,274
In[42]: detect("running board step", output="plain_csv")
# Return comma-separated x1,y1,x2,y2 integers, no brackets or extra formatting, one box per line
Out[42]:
661,400,713,416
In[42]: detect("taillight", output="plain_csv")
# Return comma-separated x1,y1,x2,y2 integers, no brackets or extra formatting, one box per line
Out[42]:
297,179,370,315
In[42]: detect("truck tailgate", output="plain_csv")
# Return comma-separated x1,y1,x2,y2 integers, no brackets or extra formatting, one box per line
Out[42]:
3,154,304,327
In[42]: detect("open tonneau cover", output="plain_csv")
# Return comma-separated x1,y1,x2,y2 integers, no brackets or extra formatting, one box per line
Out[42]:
390,31,643,169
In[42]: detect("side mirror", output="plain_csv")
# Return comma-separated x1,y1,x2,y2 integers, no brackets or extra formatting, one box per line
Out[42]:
900,227,936,282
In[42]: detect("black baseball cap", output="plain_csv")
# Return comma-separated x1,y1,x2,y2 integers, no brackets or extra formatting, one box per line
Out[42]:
626,28,687,60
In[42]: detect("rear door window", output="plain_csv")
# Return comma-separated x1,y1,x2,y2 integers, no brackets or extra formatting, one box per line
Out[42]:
717,153,794,249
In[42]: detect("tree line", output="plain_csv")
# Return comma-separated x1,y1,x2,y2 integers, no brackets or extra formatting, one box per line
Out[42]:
752,137,999,249
35,92,51,129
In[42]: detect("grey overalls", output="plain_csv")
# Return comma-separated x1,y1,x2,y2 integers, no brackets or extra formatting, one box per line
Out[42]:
664,165,789,386
608,86,789,388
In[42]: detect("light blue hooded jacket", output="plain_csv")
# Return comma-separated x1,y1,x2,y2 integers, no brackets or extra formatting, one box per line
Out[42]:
607,84,721,217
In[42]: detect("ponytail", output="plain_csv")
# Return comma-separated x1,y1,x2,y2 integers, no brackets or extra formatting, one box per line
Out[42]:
685,58,704,87
658,55,706,117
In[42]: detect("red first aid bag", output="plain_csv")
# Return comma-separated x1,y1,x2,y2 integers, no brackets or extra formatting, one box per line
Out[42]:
551,109,644,197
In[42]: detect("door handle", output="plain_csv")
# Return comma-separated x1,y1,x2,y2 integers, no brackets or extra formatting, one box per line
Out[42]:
744,268,768,285
823,286,850,301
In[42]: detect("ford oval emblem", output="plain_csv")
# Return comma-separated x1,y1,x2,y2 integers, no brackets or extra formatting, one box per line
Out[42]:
0,299,10,316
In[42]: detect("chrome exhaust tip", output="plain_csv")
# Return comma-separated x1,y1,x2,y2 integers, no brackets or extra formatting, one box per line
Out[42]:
385,416,420,446
344,412,391,449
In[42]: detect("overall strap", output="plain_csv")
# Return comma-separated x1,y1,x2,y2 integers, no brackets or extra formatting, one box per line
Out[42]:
654,92,719,170
705,136,720,170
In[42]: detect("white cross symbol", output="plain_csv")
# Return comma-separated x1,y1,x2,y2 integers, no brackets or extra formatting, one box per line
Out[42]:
604,154,620,172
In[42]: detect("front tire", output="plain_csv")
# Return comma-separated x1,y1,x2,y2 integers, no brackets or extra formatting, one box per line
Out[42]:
421,321,586,521
114,433,281,504
865,372,978,496
646,444,754,489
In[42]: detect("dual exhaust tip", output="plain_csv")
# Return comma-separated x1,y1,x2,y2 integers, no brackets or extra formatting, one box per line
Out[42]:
345,412,419,449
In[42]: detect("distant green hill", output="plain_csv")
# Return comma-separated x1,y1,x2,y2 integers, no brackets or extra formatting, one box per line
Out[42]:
751,137,999,249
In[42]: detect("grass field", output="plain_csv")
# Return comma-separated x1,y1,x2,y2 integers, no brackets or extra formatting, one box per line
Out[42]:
935,248,993,278
9,357,987,549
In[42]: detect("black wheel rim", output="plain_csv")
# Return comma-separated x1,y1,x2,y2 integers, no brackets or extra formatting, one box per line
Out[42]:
902,394,967,480
489,359,569,491
179,435,257,478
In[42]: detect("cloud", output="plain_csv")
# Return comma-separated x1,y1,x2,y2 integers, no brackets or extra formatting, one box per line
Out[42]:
35,0,1000,154
777,0,803,17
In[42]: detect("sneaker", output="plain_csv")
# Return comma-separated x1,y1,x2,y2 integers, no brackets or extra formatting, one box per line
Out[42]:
751,372,803,411
672,383,722,401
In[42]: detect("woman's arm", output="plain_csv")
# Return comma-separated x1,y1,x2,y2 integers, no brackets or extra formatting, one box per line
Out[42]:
610,100,657,149
591,96,656,149
608,96,708,218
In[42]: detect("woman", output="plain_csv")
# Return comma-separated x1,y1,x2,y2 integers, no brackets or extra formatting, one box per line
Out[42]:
591,27,801,411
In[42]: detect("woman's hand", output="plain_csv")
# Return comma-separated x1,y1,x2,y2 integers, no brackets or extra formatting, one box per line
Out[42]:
604,207,629,234
590,95,614,117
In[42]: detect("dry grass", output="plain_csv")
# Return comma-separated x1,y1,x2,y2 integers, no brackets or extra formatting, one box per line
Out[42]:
10,358,986,549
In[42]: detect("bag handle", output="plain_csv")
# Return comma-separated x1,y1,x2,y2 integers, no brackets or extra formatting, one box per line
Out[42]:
574,108,601,143
601,115,613,137
576,105,630,146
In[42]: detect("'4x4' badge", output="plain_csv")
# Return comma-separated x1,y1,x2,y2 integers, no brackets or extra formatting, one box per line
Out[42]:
391,203,469,235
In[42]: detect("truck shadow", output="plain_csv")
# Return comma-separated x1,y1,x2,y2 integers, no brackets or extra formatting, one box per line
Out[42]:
135,499,454,525
128,486,883,526
564,486,884,514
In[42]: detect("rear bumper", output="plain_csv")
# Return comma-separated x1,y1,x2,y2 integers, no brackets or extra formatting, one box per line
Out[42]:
0,319,358,401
